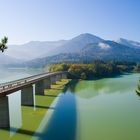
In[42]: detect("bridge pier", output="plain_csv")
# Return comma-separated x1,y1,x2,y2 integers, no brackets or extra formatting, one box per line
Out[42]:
50,76,56,85
44,78,51,89
35,78,52,95
0,96,10,128
21,85,35,106
62,73,67,79
35,80,45,95
56,74,62,82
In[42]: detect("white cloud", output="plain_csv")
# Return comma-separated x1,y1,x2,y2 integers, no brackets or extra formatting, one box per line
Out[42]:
99,43,111,49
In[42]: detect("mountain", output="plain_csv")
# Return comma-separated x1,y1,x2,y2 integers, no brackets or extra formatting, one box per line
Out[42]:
47,33,104,55
81,40,140,61
19,40,140,68
5,33,103,60
4,33,140,67
117,38,140,49
5,40,67,60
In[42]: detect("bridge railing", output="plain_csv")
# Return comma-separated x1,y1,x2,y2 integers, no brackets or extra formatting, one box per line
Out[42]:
0,71,67,93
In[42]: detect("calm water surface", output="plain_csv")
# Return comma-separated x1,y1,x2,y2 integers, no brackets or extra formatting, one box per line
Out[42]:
0,69,140,140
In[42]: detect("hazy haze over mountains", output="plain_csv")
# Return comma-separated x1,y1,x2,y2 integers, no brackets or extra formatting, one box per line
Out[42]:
5,40,67,60
5,33,104,60
0,54,20,65
1,33,140,67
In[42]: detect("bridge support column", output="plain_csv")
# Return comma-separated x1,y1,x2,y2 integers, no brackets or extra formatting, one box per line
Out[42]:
21,85,35,106
35,80,45,95
0,96,10,128
35,78,52,95
50,76,56,85
62,73,67,79
44,78,51,89
56,74,61,82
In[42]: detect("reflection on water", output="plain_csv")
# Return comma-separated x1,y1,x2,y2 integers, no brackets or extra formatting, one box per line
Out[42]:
8,91,22,134
75,74,140,140
68,74,138,99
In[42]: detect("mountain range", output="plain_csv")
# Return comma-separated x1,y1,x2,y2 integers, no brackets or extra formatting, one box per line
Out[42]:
2,33,140,67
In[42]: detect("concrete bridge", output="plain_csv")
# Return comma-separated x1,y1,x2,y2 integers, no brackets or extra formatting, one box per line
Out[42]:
0,71,67,128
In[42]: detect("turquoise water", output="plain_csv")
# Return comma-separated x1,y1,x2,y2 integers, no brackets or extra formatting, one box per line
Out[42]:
45,74,140,140
0,69,140,140
74,74,140,140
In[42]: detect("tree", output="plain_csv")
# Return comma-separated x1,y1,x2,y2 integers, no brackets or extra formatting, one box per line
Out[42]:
80,72,87,79
0,36,8,52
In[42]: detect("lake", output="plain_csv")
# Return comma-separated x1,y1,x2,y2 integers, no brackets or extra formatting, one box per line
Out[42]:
0,68,140,140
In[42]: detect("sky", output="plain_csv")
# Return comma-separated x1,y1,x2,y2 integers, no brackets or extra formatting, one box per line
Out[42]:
0,0,140,44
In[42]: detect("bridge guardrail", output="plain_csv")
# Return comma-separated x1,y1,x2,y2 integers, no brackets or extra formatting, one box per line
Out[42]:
0,71,67,94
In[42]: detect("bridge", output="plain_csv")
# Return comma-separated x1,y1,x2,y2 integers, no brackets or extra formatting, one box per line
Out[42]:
0,71,68,128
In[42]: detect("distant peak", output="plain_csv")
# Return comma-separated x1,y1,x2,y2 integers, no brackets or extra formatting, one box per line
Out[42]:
71,33,104,43
117,37,140,43
80,33,95,36
117,38,129,42
77,33,102,38
117,38,140,48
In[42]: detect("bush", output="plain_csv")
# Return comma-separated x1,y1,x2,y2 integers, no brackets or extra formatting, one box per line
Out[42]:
49,63,69,72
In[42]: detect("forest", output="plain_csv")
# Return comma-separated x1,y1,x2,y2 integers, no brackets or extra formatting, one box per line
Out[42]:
49,61,140,79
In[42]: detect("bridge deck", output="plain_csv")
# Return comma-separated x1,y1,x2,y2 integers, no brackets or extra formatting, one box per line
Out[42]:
0,71,66,97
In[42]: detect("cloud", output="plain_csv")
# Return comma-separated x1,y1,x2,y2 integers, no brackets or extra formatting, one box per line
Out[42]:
98,43,111,49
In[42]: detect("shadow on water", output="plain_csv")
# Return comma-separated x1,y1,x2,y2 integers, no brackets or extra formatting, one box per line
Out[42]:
36,90,77,140
35,105,55,110
45,94,58,97
3,127,42,137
